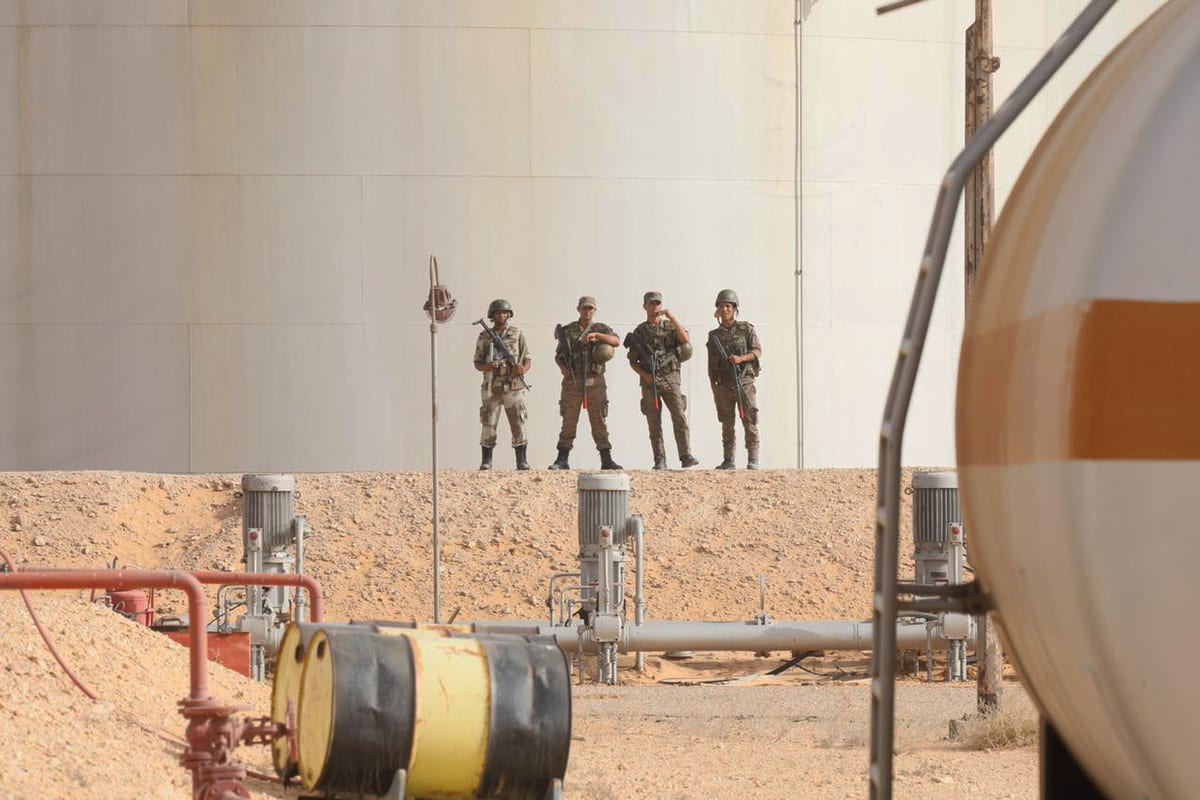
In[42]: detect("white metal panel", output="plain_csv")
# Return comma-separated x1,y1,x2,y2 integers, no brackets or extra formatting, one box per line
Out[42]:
0,0,187,26
0,177,22,320
190,323,380,472
800,323,958,468
829,182,963,330
0,0,1171,471
20,26,190,175
7,177,189,323
188,0,790,34
0,323,190,471
801,35,958,187
190,26,530,177
190,176,363,324
0,26,16,175
361,176,533,327
530,28,793,180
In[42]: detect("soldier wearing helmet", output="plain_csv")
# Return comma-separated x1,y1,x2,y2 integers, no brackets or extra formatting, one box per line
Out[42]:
547,296,623,471
474,299,533,470
706,289,762,469
625,291,700,470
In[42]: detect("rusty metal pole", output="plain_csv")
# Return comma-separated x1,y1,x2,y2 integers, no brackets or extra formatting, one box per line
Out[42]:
965,0,1004,714
965,0,998,302
428,256,444,624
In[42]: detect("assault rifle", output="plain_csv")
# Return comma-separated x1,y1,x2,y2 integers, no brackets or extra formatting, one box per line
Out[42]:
579,324,594,410
708,330,745,419
553,324,574,382
474,318,531,391
623,330,660,411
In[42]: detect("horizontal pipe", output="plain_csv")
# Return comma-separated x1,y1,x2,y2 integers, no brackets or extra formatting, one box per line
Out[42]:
188,571,325,622
0,569,210,699
19,566,325,623
464,619,968,655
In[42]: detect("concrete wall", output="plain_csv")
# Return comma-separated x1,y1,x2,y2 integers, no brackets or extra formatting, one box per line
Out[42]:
0,0,1165,472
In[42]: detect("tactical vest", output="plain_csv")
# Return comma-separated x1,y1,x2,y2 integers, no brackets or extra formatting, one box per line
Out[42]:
559,321,611,376
475,324,527,390
630,320,681,375
708,321,760,380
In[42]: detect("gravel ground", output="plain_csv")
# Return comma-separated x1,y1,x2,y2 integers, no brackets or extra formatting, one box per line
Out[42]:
0,469,1036,799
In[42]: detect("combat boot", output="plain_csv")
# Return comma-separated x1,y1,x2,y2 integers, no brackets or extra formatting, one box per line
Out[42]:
599,449,623,470
515,444,531,471
747,449,760,470
680,454,700,468
479,446,494,471
652,457,668,471
715,446,736,470
548,447,570,470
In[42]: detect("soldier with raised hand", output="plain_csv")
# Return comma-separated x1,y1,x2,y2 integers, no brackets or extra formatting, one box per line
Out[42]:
625,291,699,470
548,296,624,471
473,299,532,471
706,289,762,469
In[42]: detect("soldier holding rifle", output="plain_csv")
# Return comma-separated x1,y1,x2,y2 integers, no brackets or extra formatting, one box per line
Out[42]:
706,289,762,470
473,299,532,471
548,296,624,471
625,291,699,471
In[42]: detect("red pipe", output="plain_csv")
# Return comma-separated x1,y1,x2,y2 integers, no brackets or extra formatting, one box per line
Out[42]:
0,569,210,699
188,571,325,622
18,567,325,623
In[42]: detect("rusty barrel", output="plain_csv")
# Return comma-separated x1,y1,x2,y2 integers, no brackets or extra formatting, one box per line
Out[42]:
291,626,571,798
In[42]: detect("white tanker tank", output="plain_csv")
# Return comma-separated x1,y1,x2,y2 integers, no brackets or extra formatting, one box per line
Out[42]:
957,1,1200,797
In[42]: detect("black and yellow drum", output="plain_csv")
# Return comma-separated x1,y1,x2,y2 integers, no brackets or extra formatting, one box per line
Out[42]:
270,621,356,776
291,626,570,799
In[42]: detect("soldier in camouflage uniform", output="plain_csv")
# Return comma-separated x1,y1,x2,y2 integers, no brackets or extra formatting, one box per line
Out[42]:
548,296,624,471
473,299,533,471
625,291,700,470
706,289,762,469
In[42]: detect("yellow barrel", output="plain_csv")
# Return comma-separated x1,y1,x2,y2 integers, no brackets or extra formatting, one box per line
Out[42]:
270,622,356,776
271,620,528,778
294,627,570,799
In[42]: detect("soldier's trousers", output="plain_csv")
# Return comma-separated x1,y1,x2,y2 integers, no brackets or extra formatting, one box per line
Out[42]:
557,377,611,450
640,374,690,461
712,380,759,458
480,386,528,448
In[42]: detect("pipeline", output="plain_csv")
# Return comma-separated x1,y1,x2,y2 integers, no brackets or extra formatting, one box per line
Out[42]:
188,570,324,622
463,618,970,655
0,568,258,800
17,566,325,623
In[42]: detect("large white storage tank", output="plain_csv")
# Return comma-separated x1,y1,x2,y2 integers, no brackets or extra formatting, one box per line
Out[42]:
0,1,1166,471
958,1,1200,796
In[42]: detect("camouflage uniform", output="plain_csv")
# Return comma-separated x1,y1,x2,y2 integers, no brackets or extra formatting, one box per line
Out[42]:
474,324,531,448
707,320,762,466
555,320,615,451
627,320,692,465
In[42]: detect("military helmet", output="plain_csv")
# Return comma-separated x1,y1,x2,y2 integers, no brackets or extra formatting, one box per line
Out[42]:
487,298,514,320
591,343,615,364
676,342,694,363
715,289,739,308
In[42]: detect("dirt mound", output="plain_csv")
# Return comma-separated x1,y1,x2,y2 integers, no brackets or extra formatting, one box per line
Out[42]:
2,469,922,624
